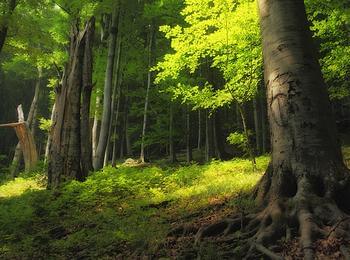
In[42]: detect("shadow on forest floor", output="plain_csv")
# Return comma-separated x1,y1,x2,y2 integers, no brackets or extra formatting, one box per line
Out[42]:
0,156,269,259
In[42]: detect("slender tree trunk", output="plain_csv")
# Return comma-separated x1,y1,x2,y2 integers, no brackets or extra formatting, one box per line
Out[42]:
169,104,176,163
253,98,262,155
111,78,123,166
94,6,120,170
92,96,101,159
104,22,122,166
0,0,17,55
10,66,42,177
80,18,95,178
140,24,154,163
238,104,256,170
186,105,192,163
197,110,201,150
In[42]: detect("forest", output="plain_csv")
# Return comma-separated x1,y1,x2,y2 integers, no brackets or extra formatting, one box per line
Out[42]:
0,0,350,259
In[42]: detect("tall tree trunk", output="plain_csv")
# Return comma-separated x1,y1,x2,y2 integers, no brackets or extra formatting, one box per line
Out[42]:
140,24,154,163
104,22,122,166
10,66,42,177
186,105,192,163
92,96,101,159
111,78,123,166
94,6,120,170
80,18,95,178
48,18,95,188
248,1,350,257
0,0,17,55
197,110,201,150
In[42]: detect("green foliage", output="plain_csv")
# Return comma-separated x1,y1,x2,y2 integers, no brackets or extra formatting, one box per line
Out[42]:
0,156,269,258
155,0,262,110
227,131,253,156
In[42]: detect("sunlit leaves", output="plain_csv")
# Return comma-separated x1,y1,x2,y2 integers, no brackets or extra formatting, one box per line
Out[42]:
155,0,262,109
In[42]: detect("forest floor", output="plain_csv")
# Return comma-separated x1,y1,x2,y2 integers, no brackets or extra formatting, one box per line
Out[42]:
0,149,349,259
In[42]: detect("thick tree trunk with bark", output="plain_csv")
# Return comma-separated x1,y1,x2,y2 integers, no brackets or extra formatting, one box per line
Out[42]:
94,6,119,170
196,1,350,258
48,18,95,188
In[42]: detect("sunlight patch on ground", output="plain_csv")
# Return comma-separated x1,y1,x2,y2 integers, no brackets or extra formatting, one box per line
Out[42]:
0,177,43,198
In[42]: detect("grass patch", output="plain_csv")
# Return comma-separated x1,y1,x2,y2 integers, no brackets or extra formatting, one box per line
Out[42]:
0,156,269,258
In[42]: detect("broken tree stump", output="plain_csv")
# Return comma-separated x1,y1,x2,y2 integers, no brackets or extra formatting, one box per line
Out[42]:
0,105,38,172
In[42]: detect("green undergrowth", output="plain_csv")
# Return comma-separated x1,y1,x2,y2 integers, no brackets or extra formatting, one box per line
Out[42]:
0,156,269,259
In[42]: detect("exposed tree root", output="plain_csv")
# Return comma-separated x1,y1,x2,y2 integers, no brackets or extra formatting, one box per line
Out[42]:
194,171,350,259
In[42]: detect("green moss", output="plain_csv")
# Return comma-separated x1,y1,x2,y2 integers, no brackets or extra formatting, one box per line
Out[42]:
0,156,269,258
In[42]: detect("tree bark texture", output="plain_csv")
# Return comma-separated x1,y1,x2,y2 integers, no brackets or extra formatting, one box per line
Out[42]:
196,2,350,258
94,6,120,170
253,0,350,257
48,18,95,188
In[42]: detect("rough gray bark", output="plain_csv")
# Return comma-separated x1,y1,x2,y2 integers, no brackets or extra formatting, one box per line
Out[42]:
48,18,95,188
140,24,154,163
260,84,268,154
94,6,120,170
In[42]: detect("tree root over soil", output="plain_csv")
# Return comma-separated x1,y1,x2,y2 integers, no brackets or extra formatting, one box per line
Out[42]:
194,167,350,259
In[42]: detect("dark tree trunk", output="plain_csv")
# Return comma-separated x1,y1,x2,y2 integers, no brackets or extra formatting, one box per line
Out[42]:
169,104,176,163
260,84,268,154
186,105,192,163
48,18,95,188
80,19,95,178
0,0,17,55
205,110,214,162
